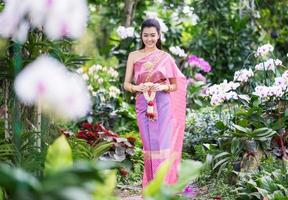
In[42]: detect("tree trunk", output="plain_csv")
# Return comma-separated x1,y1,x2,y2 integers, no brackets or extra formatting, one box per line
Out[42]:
123,0,138,27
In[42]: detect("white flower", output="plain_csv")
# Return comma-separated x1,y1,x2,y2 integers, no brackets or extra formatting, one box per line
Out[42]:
181,6,199,25
76,67,84,74
225,91,238,100
0,0,27,38
253,86,270,98
93,74,99,79
270,86,284,97
88,65,101,74
274,77,287,90
92,91,97,96
108,86,120,98
100,95,106,102
190,13,200,25
169,46,187,57
255,43,274,57
98,78,104,84
108,67,119,78
282,70,288,79
126,27,135,37
253,85,284,99
210,94,224,106
97,88,106,93
82,74,89,81
183,6,191,14
12,21,30,44
207,80,240,106
0,0,88,42
43,0,88,40
145,11,158,19
87,85,93,91
14,55,91,120
255,58,282,71
233,68,254,82
116,26,134,39
253,11,261,19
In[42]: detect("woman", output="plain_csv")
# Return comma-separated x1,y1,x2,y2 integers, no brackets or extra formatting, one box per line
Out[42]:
123,18,187,188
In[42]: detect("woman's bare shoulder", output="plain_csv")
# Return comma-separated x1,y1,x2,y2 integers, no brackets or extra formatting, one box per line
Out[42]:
129,50,142,57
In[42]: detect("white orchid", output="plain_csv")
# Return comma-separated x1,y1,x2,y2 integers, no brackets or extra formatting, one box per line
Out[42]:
255,58,282,71
116,26,135,39
14,55,91,120
0,0,88,42
233,68,254,82
169,46,187,57
255,43,274,57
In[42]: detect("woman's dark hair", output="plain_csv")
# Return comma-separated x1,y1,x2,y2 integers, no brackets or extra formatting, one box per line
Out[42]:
140,18,162,49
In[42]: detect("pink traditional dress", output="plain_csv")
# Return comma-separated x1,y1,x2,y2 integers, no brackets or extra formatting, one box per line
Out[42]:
133,50,187,188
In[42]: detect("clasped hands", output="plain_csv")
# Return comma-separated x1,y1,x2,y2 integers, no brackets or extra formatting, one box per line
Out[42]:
134,82,168,93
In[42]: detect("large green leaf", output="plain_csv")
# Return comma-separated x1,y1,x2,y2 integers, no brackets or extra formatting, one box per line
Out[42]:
143,158,173,197
93,170,117,198
170,160,203,192
44,135,73,175
0,164,40,192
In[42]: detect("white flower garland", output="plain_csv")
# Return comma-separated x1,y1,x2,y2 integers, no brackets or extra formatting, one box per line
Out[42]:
143,90,156,120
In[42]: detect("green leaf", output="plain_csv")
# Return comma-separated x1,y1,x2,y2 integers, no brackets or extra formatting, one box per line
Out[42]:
215,121,226,130
0,187,3,200
44,135,73,175
232,124,251,134
171,160,203,192
213,157,230,171
0,164,40,192
258,175,278,192
214,151,230,160
93,170,117,198
92,141,114,159
256,187,269,197
143,158,173,197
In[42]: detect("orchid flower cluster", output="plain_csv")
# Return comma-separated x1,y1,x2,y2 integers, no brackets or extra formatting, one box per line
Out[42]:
252,70,288,100
233,68,254,82
169,46,187,58
255,58,282,71
116,26,135,39
76,64,120,101
206,43,286,105
205,80,240,106
14,55,92,120
0,0,88,43
171,5,199,26
185,55,212,85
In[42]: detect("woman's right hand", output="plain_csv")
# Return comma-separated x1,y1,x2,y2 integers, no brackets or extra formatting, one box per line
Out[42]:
134,83,149,92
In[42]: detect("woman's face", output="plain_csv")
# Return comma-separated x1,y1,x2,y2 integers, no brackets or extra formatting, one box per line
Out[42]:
141,27,159,49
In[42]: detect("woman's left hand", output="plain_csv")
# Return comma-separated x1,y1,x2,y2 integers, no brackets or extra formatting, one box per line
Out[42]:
150,83,168,92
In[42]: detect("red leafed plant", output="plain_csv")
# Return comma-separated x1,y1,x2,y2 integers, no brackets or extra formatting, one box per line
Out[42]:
73,122,136,162
76,122,120,145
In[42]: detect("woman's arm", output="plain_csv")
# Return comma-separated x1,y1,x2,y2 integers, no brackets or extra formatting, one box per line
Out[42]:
167,78,177,92
123,52,147,93
151,78,177,92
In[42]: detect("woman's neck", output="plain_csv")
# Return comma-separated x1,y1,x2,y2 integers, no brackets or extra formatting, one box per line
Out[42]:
143,47,158,53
